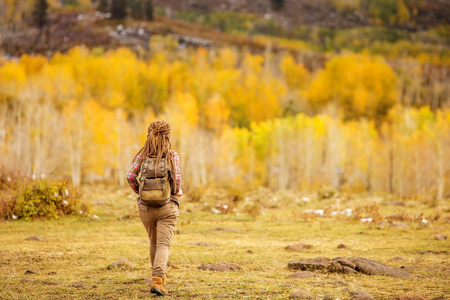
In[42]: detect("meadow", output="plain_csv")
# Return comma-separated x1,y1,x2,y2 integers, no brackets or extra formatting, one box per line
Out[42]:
1,185,449,299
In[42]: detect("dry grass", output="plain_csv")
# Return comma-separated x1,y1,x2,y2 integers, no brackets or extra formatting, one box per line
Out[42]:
0,186,449,299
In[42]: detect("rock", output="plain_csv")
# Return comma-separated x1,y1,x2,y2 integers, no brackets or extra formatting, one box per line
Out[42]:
247,250,254,254
188,242,216,247
395,295,429,300
25,236,44,241
337,244,351,249
287,271,315,279
334,257,356,269
24,270,38,275
107,258,135,271
289,291,316,299
69,282,88,289
390,222,410,229
435,234,447,240
288,257,343,272
48,271,57,275
350,289,375,300
348,257,412,278
285,243,313,251
211,227,241,232
197,263,241,272
288,256,412,278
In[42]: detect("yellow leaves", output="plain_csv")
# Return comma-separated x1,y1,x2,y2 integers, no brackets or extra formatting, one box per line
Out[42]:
20,54,47,74
307,53,397,120
204,94,230,132
0,62,27,98
279,55,309,88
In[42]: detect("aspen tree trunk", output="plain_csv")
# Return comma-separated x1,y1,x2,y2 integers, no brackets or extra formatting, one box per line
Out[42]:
116,108,125,186
436,141,444,200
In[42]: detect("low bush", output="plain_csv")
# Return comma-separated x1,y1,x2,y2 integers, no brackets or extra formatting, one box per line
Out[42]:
6,179,89,220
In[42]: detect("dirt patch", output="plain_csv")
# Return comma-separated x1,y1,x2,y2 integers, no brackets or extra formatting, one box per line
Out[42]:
188,242,216,247
25,236,45,241
350,289,375,300
289,291,316,299
288,256,412,278
197,263,242,272
287,271,315,279
285,243,313,251
418,251,448,255
211,227,241,232
395,295,429,300
69,282,88,289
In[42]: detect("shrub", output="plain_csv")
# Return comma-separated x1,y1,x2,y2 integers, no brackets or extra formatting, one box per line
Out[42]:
11,179,89,220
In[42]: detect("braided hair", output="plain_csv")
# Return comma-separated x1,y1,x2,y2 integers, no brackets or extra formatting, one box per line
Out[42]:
134,120,176,183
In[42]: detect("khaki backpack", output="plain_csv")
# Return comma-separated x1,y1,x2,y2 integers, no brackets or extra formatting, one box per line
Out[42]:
138,156,172,207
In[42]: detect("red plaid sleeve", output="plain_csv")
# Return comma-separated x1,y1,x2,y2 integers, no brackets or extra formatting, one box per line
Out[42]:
170,151,182,205
127,151,142,195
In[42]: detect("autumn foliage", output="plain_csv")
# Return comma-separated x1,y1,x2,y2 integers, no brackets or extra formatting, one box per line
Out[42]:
0,42,448,198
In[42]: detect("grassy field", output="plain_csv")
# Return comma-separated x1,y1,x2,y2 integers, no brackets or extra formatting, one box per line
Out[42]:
0,186,449,299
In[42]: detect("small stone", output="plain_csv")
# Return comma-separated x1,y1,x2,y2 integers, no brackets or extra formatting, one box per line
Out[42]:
289,291,316,299
25,236,44,241
107,258,135,271
287,271,315,279
246,250,254,254
48,271,57,275
197,263,241,272
285,243,313,251
396,295,429,300
435,234,447,241
390,222,410,229
350,289,375,300
25,270,38,275
337,244,351,249
188,242,216,247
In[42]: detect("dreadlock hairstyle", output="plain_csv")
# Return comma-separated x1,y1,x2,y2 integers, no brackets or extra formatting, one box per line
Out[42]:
134,120,176,184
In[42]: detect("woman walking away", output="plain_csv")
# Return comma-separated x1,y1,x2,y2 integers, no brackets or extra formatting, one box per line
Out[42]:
126,120,182,297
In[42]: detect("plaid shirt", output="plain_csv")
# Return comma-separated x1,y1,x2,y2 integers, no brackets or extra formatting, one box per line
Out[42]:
126,150,182,206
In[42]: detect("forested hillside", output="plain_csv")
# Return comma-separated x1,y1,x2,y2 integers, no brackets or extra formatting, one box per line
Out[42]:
0,0,449,199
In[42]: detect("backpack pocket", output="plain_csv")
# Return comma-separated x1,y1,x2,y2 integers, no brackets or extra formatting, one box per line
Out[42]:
139,178,171,207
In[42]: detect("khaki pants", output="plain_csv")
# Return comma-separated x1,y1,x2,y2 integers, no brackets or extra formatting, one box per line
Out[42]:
138,201,180,278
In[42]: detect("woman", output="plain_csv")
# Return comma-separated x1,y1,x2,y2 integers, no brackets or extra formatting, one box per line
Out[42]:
126,120,182,297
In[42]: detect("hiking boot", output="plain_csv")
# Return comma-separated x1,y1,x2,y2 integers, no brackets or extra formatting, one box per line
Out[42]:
151,277,167,296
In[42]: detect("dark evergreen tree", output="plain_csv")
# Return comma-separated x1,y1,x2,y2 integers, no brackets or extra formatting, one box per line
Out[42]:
144,0,153,21
97,0,109,12
32,0,49,29
270,0,285,11
111,0,127,19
